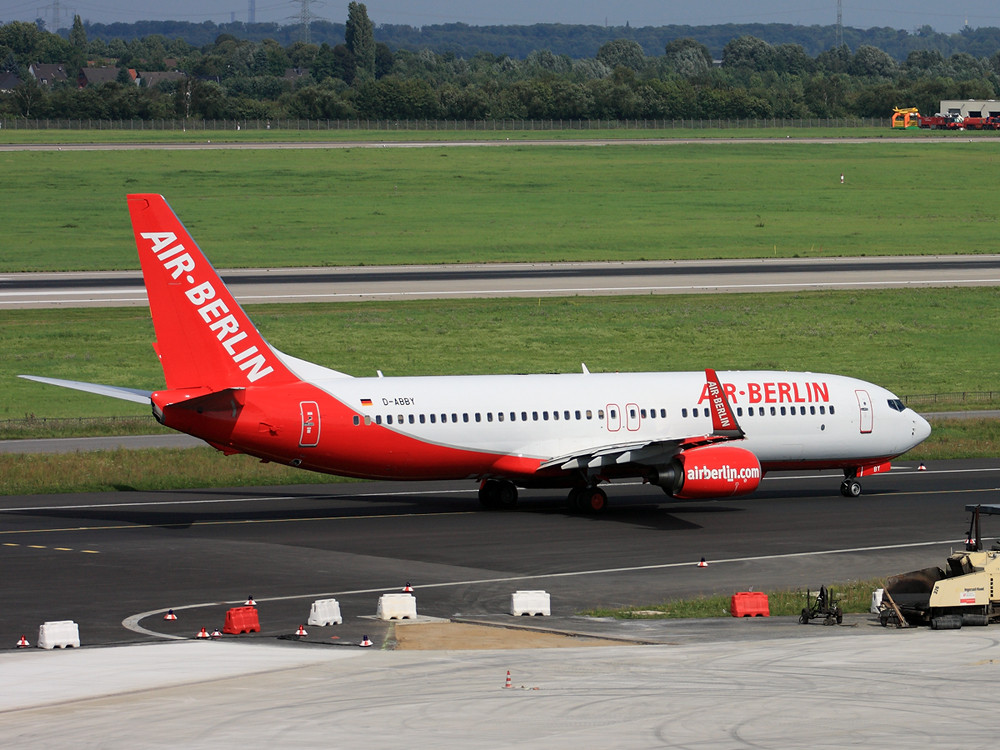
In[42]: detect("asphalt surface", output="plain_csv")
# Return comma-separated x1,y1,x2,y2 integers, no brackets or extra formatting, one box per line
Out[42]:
2,458,997,649
3,254,1000,307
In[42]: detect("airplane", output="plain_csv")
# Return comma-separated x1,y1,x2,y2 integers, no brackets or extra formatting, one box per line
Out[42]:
21,194,932,512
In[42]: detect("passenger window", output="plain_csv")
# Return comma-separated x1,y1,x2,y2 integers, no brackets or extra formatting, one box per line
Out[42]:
810,406,816,415
387,415,393,424
522,412,528,421
736,407,743,417
682,408,688,418
409,415,415,424
353,416,360,426
498,412,504,422
598,409,604,420
770,407,776,416
463,413,469,423
543,411,549,421
487,413,493,422
553,411,559,421
575,410,581,420
586,410,593,420
780,407,786,416
533,411,539,421
819,406,825,415
430,414,436,423
610,409,617,419
451,413,458,423
376,415,383,425
660,409,667,418
564,410,570,420
475,413,481,422
365,416,372,426
419,414,425,424
830,405,835,415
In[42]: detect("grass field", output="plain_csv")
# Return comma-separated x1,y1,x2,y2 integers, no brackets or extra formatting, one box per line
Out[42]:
4,140,1000,270
0,125,966,145
4,287,999,422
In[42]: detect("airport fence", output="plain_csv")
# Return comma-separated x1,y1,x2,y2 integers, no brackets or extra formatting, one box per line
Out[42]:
0,117,894,132
902,391,1000,406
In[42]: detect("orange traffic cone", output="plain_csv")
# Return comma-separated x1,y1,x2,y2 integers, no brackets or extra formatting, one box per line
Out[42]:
504,670,512,689
360,634,373,647
163,609,178,621
918,462,926,471
244,595,256,606
698,557,708,568
16,635,29,648
196,627,210,639
295,624,307,637
402,582,414,593
211,629,222,639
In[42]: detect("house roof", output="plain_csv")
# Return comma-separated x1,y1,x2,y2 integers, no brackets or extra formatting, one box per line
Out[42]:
79,67,136,86
29,63,69,85
0,71,22,91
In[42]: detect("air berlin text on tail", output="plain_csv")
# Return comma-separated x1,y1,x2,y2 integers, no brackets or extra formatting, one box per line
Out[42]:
139,231,274,383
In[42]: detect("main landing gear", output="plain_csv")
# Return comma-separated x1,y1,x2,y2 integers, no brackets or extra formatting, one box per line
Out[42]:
567,485,608,514
478,480,609,514
478,479,518,510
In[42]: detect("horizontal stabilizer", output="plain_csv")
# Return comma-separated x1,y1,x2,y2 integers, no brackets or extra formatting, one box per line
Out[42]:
18,375,152,405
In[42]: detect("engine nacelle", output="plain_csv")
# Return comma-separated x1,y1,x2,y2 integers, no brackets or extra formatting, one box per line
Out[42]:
651,445,762,499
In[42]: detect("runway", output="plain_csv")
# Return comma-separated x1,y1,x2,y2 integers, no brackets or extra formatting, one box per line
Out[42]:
2,459,996,648
4,461,999,745
3,254,1000,308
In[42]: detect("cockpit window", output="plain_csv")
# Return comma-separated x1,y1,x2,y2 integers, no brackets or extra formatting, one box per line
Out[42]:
887,399,906,412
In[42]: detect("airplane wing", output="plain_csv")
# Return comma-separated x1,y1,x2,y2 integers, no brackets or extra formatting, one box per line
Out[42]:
537,368,745,474
18,375,153,405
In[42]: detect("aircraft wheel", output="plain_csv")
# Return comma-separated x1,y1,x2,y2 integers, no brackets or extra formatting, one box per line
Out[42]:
479,479,518,510
496,480,518,509
575,487,608,514
840,479,862,498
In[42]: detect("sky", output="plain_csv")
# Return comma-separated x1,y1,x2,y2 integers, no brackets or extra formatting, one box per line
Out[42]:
2,1,998,35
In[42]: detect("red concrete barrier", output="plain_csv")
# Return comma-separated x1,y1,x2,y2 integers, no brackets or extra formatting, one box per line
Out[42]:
223,606,261,634
730,592,769,617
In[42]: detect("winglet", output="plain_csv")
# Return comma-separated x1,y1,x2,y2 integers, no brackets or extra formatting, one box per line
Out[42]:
127,194,298,391
704,368,744,439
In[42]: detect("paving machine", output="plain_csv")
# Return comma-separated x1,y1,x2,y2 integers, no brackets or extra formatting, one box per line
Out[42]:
882,505,1000,629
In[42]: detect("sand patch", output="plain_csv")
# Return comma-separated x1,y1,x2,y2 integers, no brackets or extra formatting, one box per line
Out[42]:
392,621,629,650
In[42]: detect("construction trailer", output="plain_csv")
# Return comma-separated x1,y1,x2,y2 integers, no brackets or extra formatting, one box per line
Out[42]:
883,505,1000,629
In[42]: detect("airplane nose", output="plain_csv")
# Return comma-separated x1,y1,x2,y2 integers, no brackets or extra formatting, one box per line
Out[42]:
913,413,932,445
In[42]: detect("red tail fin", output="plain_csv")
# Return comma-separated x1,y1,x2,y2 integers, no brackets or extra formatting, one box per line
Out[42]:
705,368,744,438
127,194,297,391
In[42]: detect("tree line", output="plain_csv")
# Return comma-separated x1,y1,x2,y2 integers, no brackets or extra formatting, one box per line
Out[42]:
2,5,999,122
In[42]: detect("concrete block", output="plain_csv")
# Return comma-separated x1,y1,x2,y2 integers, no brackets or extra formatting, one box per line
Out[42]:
37,620,80,649
308,598,343,626
376,593,417,621
511,590,550,616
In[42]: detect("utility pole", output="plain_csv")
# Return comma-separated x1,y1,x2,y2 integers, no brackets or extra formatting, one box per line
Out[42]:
37,0,71,31
289,0,324,44
836,0,843,47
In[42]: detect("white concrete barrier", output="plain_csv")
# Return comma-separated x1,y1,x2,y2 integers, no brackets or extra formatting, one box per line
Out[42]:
307,598,343,626
511,590,550,616
870,589,884,614
38,620,81,649
376,593,417,621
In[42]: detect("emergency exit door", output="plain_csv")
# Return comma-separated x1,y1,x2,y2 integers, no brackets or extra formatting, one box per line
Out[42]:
299,401,321,447
855,390,873,434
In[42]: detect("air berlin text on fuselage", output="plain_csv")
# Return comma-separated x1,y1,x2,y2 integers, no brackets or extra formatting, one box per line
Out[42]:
698,381,830,406
140,231,274,383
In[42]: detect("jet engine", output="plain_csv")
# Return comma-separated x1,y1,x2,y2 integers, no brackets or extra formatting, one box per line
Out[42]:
650,445,761,499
